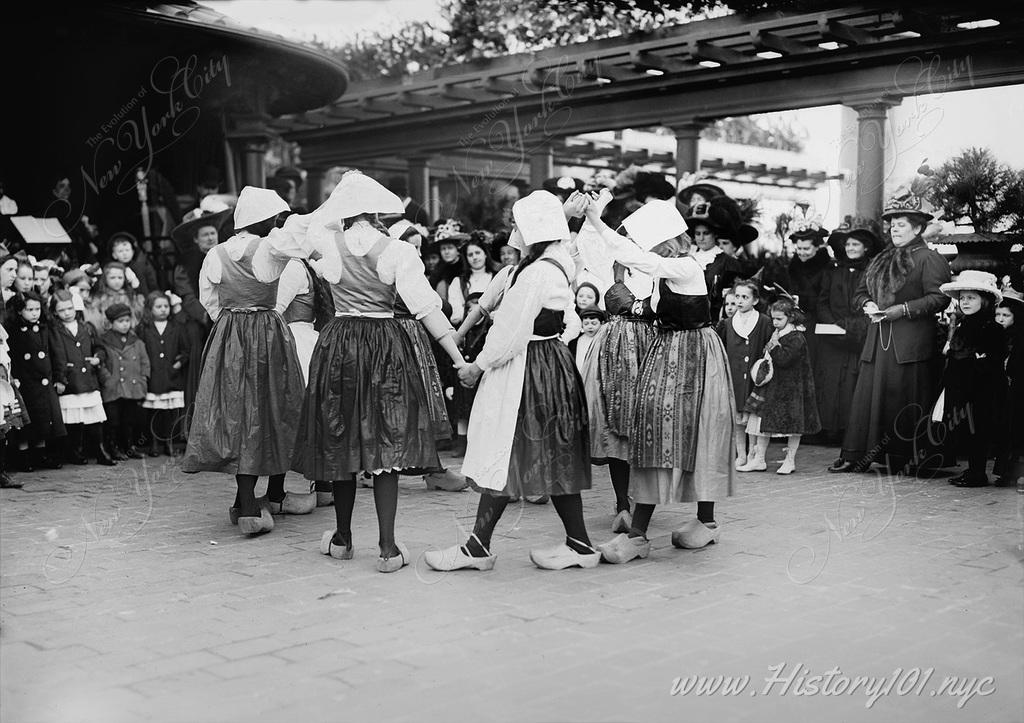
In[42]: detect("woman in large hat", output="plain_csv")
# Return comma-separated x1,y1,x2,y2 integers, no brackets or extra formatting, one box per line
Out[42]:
425,190,598,572
684,197,746,322
582,197,736,562
936,270,1006,487
816,226,882,445
181,187,314,535
830,191,952,473
289,172,466,572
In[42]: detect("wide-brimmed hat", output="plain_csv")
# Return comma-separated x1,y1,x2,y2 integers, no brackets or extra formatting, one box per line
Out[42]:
677,182,725,208
828,227,883,261
940,269,1002,303
684,200,732,237
622,199,688,251
512,190,571,246
171,195,236,250
881,192,936,224
789,226,829,244
315,170,404,226
633,172,676,202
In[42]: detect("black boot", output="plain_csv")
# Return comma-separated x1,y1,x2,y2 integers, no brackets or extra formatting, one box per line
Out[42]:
451,434,467,458
67,426,87,465
14,447,34,473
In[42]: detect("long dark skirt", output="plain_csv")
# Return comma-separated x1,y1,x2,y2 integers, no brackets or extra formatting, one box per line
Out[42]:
815,337,859,438
395,316,451,441
841,340,951,470
477,339,592,498
292,317,438,480
182,310,303,476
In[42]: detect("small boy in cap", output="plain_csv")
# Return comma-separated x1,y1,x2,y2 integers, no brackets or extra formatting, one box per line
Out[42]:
572,307,606,372
98,302,150,459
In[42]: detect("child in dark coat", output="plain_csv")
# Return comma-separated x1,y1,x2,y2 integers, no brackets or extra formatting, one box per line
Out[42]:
99,303,150,459
716,280,772,469
937,272,1007,487
739,298,820,474
136,291,189,456
5,292,65,470
49,290,115,466
993,288,1023,487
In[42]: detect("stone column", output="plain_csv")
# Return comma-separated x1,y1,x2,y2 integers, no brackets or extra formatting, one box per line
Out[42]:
529,146,554,190
848,99,901,222
407,156,432,215
669,120,706,180
304,166,326,209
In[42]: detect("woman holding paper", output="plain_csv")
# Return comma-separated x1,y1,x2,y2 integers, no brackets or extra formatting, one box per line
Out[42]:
815,227,881,446
829,195,951,473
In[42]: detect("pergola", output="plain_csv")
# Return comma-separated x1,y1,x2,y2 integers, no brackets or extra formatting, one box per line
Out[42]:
278,3,1024,221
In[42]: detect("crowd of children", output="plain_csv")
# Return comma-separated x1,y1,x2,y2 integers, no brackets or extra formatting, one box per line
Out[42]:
1,247,191,487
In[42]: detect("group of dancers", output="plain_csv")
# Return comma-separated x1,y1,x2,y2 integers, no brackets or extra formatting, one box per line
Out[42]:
182,172,735,572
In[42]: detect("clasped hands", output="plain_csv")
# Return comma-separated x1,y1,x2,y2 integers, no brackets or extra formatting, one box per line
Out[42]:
863,301,904,323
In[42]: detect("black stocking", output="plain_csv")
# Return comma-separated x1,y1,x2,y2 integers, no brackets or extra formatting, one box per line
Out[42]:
235,474,259,517
629,503,656,538
697,501,715,524
332,476,357,545
551,494,592,551
465,493,510,556
84,423,104,458
608,458,631,513
372,471,399,557
267,473,286,503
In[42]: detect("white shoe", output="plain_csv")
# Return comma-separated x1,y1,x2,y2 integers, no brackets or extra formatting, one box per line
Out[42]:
316,492,334,507
734,456,748,470
736,456,766,472
597,533,651,564
529,539,601,570
611,510,632,534
777,458,795,475
424,537,496,571
671,519,719,549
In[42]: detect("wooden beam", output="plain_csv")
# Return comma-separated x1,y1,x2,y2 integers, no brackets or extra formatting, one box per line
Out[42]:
483,78,523,96
400,91,466,109
531,66,580,93
440,84,498,103
819,19,877,46
580,59,643,83
632,50,691,74
892,9,947,36
693,41,750,65
324,105,383,122
361,98,416,115
754,30,812,56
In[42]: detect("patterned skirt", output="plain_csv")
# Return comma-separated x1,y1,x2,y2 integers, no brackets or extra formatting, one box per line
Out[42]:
181,310,304,476
476,338,592,498
395,315,451,441
630,327,736,505
599,316,658,438
292,317,438,480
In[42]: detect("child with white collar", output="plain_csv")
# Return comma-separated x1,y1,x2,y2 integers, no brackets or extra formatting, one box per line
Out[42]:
740,298,821,474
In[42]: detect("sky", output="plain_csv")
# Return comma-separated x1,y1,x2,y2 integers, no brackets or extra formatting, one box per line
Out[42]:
206,0,1024,193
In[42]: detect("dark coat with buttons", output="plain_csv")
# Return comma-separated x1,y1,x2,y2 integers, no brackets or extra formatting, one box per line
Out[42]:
4,319,66,439
99,330,150,402
49,321,107,395
135,319,189,394
716,312,772,411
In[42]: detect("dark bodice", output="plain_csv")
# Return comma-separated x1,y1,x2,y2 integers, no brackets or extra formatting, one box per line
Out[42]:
656,279,712,332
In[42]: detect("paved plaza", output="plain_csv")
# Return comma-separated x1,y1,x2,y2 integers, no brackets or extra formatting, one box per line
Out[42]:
1,444,1021,723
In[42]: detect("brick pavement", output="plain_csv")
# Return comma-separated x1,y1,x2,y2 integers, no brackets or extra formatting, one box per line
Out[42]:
1,445,1021,723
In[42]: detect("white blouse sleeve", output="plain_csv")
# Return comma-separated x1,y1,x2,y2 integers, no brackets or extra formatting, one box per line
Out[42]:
478,266,512,318
475,262,554,372
560,303,581,345
448,279,466,325
198,250,222,321
253,214,342,284
599,228,705,288
275,259,310,315
379,242,442,319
